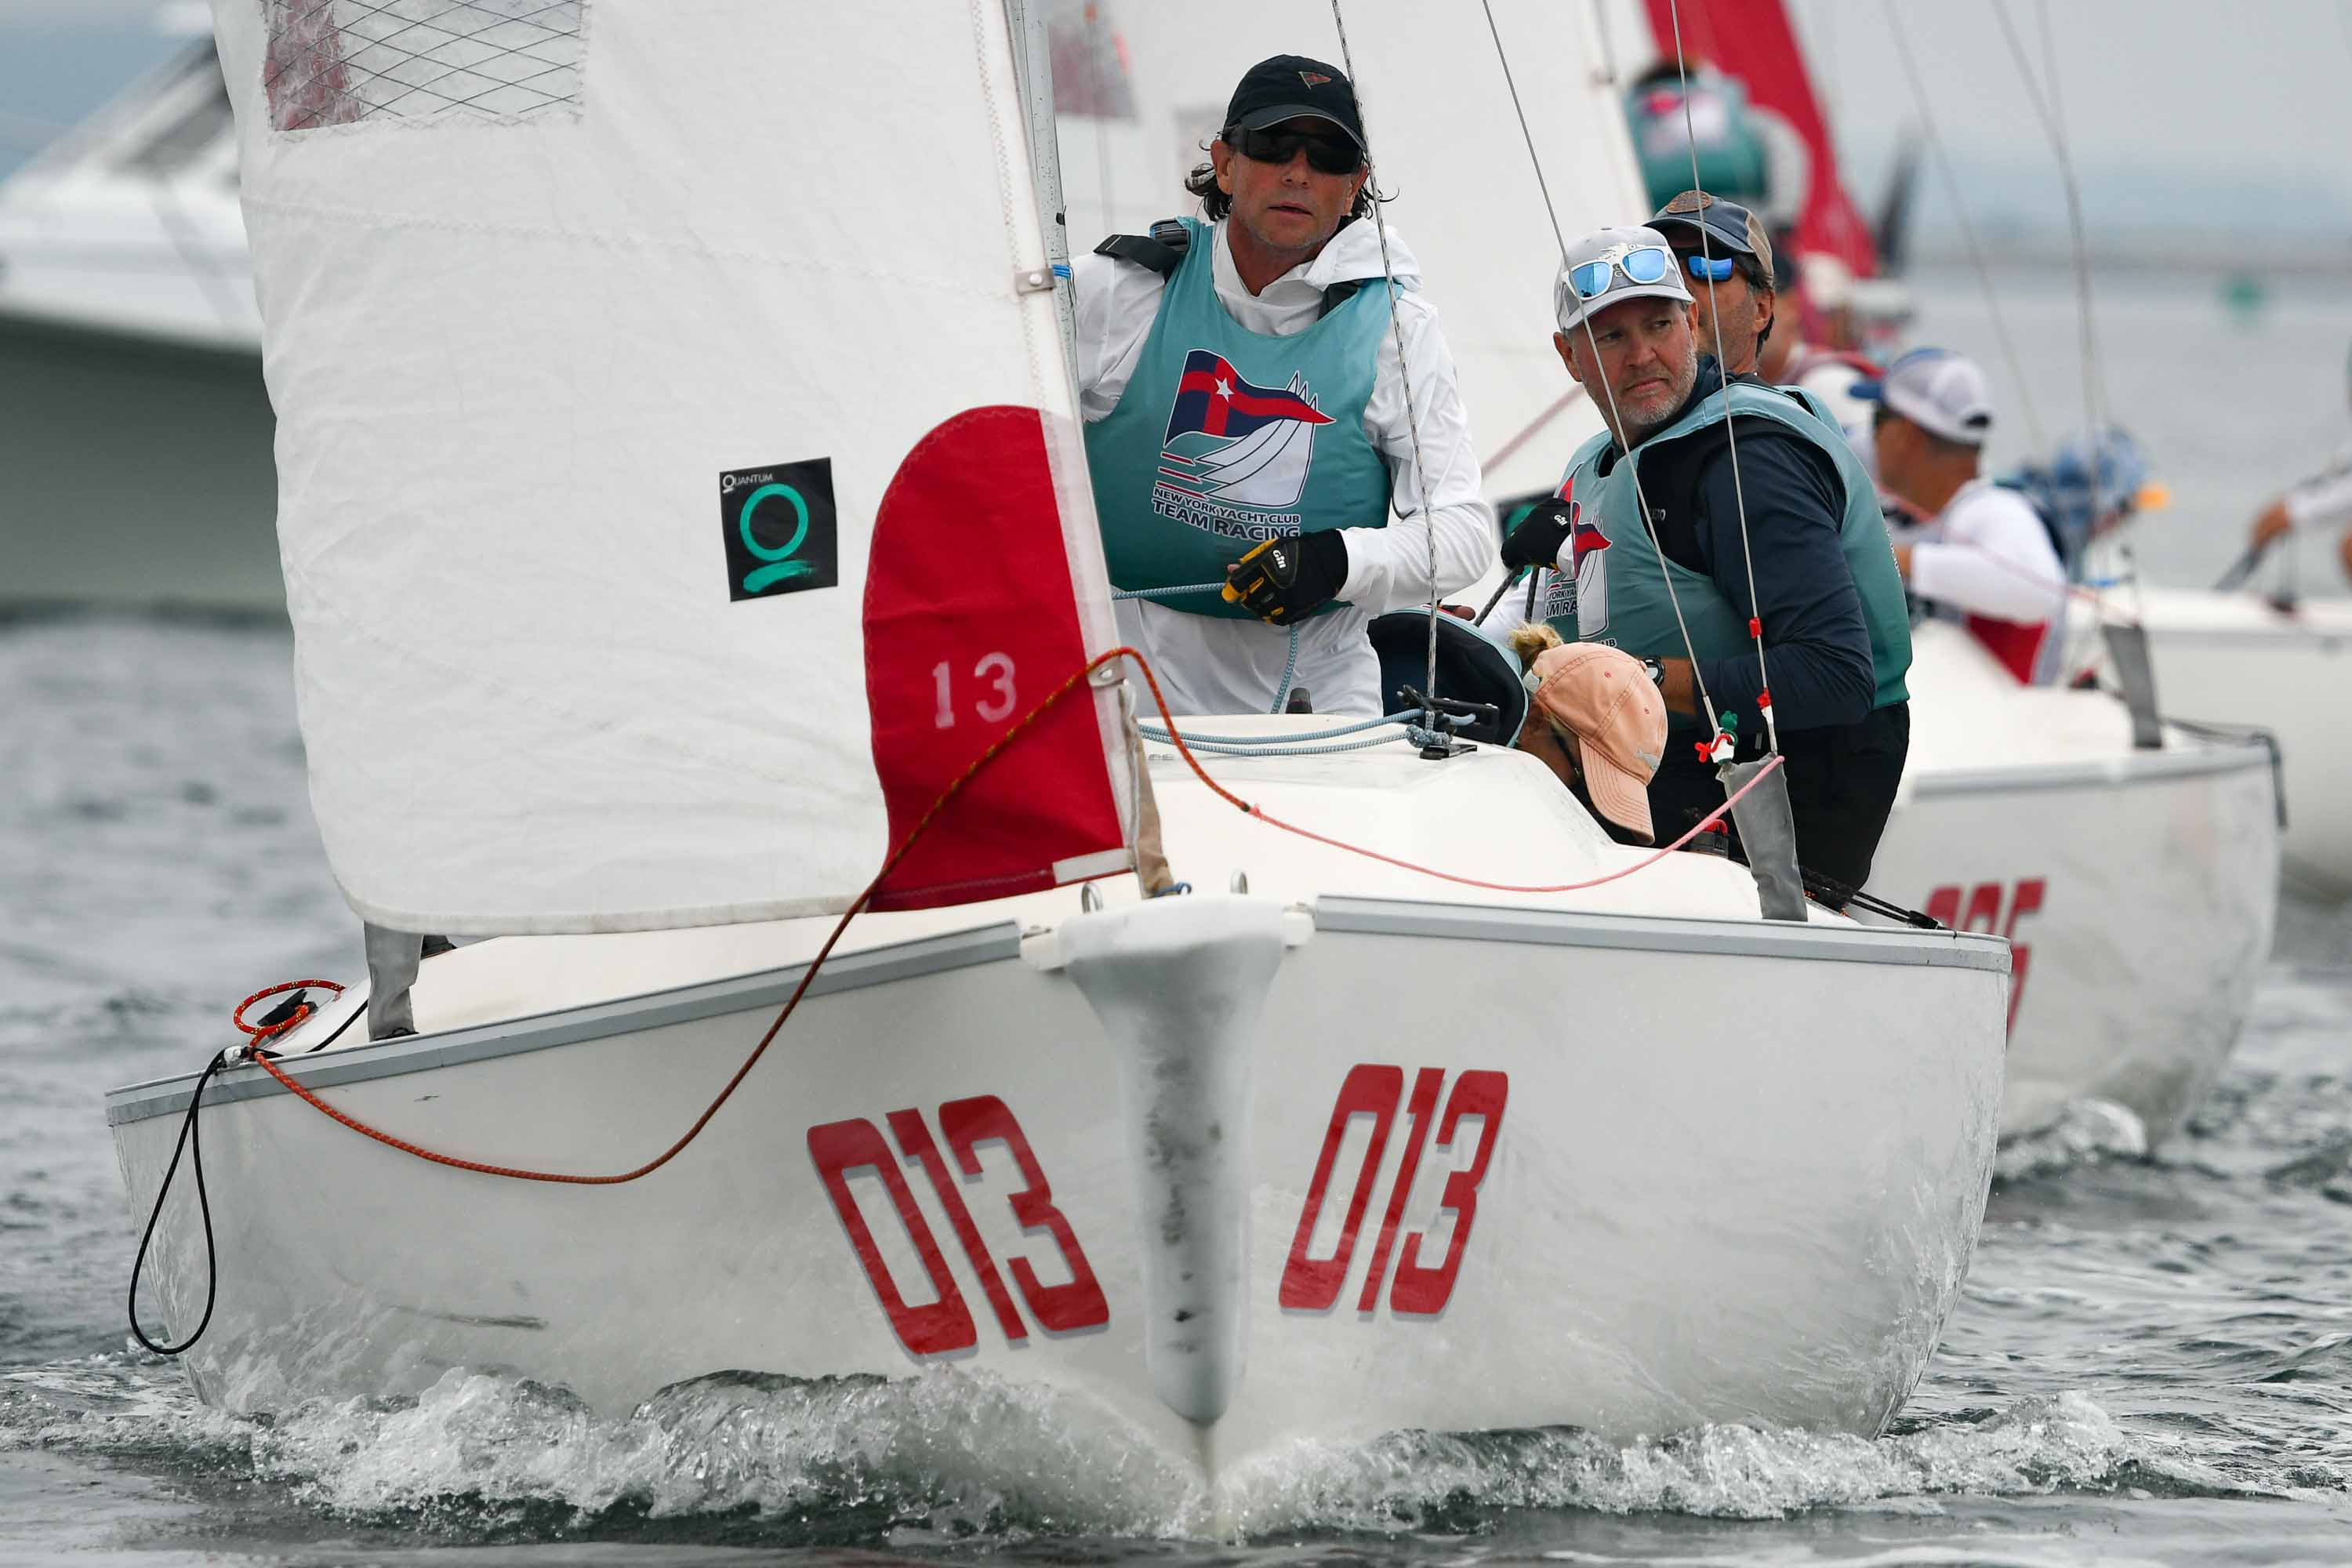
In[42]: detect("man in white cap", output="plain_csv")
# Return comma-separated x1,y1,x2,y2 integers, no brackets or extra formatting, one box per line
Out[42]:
1862,348,2067,684
1494,224,1914,902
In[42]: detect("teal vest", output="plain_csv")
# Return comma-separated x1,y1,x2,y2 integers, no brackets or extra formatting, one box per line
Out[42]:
1544,380,1911,719
1083,218,1392,621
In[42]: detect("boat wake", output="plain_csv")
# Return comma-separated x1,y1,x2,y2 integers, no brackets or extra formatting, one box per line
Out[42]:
1994,1099,2151,1183
0,1356,2257,1542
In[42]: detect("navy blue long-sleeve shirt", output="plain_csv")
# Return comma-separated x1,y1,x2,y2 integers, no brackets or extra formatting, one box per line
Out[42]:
1602,364,1877,734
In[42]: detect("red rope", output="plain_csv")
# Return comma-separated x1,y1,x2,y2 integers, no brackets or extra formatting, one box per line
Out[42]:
233,979,345,1040
241,646,1778,1181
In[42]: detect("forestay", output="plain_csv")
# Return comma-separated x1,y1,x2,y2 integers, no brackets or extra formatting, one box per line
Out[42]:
1051,0,1650,495
212,0,1131,933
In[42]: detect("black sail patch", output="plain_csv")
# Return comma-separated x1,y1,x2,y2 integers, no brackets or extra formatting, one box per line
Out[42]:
719,459,838,601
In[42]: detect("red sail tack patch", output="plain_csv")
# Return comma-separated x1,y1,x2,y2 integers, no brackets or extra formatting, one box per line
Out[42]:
863,406,1127,912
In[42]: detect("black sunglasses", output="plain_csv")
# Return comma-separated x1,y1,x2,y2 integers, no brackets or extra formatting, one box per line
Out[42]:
1227,123,1363,176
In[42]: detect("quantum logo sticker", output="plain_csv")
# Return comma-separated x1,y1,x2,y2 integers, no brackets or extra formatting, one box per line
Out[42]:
720,459,838,601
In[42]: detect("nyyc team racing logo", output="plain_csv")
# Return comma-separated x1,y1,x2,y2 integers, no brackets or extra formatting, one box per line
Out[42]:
1152,350,1334,543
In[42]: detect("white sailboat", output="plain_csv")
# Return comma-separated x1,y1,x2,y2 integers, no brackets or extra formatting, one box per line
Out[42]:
2085,586,2352,902
0,38,280,612
1864,620,2280,1145
106,0,2009,1501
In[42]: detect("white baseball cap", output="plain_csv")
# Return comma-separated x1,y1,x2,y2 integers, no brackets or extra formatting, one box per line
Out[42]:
1853,348,1994,446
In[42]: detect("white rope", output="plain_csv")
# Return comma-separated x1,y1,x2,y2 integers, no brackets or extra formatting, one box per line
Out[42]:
1479,0,1726,743
1327,0,1445,718
1878,0,2045,452
1665,0,1776,754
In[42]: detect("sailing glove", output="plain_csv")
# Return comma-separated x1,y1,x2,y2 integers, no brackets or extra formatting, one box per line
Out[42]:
1500,500,1575,572
1223,532,1348,626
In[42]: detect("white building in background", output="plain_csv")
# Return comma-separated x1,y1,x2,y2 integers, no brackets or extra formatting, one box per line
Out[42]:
0,40,282,613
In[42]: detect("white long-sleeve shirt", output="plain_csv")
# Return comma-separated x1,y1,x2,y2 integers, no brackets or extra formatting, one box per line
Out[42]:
2283,443,2352,532
1071,217,1493,716
1900,479,2066,626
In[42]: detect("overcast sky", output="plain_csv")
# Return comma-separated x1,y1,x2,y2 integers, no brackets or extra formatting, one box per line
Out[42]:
7,0,2351,238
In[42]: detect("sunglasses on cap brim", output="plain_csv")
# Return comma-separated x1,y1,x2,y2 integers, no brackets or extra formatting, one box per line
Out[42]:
1566,244,1674,302
1226,123,1363,176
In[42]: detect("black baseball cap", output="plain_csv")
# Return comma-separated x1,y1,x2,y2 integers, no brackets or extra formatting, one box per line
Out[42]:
1647,191,1774,286
1223,55,1364,150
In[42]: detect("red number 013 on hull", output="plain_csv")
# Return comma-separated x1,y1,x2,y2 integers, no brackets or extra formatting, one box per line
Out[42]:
1280,1065,1508,1316
808,1095,1109,1357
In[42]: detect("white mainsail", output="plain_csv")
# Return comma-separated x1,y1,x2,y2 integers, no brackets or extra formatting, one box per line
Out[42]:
210,0,1130,933
1054,0,1651,496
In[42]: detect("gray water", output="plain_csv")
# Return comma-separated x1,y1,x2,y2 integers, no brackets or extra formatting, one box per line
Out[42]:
5,266,2352,1563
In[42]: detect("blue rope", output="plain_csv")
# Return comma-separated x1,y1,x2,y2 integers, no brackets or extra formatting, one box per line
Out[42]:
1268,628,1299,715
1112,582,1226,602
1139,710,1418,746
1111,581,1301,716
1159,732,1406,758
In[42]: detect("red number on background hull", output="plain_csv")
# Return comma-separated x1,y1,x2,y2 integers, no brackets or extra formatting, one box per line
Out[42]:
1280,1065,1508,1316
1926,876,2047,1035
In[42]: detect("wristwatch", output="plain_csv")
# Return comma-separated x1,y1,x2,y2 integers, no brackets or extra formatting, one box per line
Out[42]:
1642,657,1667,690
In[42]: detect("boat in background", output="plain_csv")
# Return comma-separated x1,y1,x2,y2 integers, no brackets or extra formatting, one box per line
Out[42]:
0,38,279,614
2090,586,2352,901
107,0,2009,1505
1867,620,2279,1145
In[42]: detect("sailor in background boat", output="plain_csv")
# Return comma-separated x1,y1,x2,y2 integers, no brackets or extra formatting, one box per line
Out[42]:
1073,55,1492,716
2245,344,2352,585
1492,225,1912,903
1861,350,2068,684
1758,253,1882,458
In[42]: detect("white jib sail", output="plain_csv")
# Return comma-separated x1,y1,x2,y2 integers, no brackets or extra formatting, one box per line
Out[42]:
1053,0,1650,496
210,0,1127,933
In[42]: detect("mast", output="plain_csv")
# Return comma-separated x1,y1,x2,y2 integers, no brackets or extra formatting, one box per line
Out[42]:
1006,0,1080,387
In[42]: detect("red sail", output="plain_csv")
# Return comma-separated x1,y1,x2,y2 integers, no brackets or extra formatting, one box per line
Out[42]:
863,406,1129,912
1639,0,1878,278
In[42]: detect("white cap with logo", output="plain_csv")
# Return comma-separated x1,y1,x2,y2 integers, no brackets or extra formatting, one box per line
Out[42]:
1554,224,1694,336
1854,348,1994,446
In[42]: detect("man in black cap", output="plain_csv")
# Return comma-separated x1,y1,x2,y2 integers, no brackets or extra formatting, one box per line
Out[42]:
1646,190,1777,382
1069,55,1491,717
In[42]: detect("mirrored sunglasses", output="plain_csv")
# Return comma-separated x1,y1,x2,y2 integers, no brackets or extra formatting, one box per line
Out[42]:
1567,244,1673,302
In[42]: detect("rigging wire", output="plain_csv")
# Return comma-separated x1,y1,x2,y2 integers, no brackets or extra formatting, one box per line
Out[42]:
1666,0,1777,754
1327,0,1447,719
1987,0,2105,445
1475,0,1732,755
1878,0,2045,452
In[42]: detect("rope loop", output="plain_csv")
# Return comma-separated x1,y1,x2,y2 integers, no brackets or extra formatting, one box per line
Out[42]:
232,979,346,1041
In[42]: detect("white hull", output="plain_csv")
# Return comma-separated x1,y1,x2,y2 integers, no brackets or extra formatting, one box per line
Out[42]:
2108,586,2352,901
1871,623,2281,1145
0,314,279,613
111,728,2008,1493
